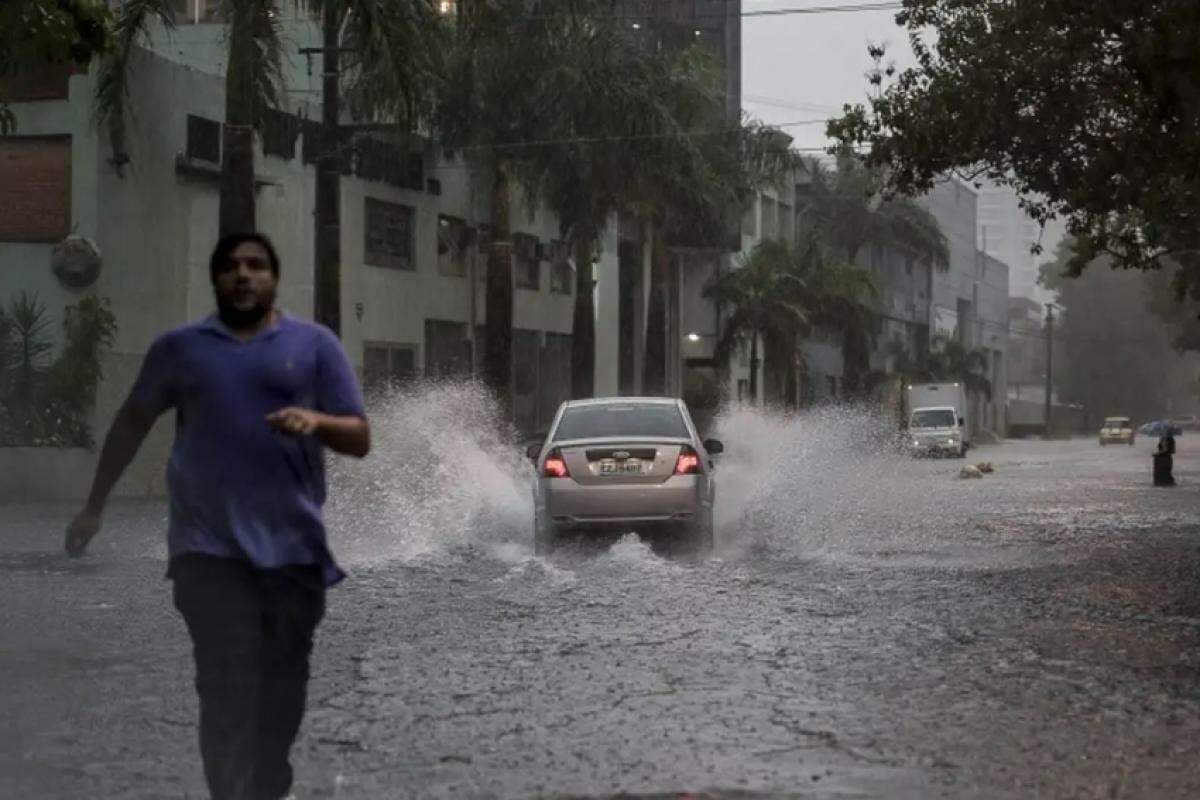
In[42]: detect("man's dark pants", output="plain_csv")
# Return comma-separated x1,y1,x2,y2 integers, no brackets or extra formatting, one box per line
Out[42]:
171,554,325,800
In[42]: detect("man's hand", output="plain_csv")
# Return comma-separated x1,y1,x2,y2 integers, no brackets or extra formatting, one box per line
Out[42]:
266,407,321,437
65,509,102,558
267,406,370,457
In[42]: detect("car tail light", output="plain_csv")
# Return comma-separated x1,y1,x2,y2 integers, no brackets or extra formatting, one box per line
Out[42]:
543,450,570,479
674,445,703,476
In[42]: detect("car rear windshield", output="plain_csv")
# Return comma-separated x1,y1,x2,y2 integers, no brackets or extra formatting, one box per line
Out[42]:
1104,419,1130,428
911,409,956,428
553,404,689,441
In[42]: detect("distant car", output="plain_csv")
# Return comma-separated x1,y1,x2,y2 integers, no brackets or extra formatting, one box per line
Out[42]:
1170,414,1199,431
1099,417,1135,446
527,397,721,556
1139,420,1183,438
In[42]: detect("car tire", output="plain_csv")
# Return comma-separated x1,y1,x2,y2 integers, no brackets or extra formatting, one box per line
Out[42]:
533,515,557,556
688,508,715,557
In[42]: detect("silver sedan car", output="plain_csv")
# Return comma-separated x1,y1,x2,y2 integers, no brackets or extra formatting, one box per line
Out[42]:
526,397,723,555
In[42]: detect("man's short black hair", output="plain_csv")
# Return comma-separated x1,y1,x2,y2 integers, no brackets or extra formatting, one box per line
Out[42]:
209,232,281,281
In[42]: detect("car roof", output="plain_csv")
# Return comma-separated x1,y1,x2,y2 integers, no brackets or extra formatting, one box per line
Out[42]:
562,396,681,408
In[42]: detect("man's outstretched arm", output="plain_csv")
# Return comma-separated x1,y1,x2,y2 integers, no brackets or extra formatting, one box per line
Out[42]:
266,407,371,458
65,402,158,557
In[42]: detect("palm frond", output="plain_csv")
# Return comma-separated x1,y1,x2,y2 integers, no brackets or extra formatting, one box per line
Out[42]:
94,0,175,168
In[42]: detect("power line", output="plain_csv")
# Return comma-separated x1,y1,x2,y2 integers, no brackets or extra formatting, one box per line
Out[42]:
513,2,905,23
744,94,841,114
741,2,903,18
420,118,853,165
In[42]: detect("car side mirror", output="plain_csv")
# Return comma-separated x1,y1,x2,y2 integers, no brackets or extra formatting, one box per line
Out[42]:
704,438,724,455
525,443,542,461
958,417,965,427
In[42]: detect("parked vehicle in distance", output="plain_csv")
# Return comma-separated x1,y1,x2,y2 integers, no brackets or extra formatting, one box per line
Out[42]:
1169,414,1199,431
1099,416,1135,446
526,397,721,556
905,382,969,457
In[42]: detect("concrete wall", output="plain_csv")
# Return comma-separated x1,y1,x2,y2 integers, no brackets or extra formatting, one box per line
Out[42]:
921,179,981,338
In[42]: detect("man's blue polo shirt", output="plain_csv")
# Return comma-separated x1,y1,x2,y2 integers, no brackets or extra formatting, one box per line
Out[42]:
129,312,365,586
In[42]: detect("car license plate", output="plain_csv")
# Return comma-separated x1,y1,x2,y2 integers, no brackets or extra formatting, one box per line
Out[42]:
598,459,643,475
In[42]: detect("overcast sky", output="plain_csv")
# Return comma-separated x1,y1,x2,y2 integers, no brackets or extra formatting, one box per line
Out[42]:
741,1,915,152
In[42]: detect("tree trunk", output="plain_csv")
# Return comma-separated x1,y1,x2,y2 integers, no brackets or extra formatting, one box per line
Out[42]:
749,331,759,404
642,227,668,395
484,163,514,410
219,4,257,236
570,235,596,399
842,322,870,399
314,7,342,336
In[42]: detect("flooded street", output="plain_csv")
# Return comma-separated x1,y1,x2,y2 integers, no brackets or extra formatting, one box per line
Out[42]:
4,395,1200,798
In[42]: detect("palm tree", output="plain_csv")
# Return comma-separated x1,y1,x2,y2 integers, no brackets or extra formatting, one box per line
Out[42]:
97,0,285,235
640,119,802,396
512,33,737,399
788,232,880,403
802,150,949,396
436,0,560,405
438,1,732,404
309,0,444,334
886,333,991,418
925,335,992,399
703,240,810,403
96,0,440,325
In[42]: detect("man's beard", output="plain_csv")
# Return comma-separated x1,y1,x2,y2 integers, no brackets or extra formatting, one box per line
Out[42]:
216,295,273,330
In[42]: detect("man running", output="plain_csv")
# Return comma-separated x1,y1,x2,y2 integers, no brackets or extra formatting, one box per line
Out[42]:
64,232,370,800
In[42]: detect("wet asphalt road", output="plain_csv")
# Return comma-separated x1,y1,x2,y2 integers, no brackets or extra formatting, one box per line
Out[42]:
4,430,1200,799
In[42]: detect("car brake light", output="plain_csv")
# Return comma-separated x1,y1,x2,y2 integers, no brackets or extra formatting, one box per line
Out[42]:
543,452,570,478
674,446,702,476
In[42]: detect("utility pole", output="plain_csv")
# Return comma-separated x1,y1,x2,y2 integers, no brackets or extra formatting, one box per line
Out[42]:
313,9,342,338
1044,303,1054,439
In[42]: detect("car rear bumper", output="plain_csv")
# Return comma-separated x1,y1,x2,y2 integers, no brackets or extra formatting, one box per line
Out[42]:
541,475,705,526
909,442,962,456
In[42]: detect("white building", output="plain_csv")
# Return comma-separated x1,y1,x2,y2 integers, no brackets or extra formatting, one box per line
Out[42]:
722,172,1011,437
921,179,1010,438
976,180,1065,303
0,8,624,499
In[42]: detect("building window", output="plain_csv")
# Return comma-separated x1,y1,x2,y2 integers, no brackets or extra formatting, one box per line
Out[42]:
186,115,221,163
363,342,417,392
365,198,414,271
261,109,299,160
437,215,473,277
549,241,573,295
424,319,472,378
513,233,540,290
0,136,71,243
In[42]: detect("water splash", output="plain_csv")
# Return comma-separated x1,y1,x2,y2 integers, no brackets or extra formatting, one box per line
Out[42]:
327,385,957,570
327,380,533,566
711,402,938,557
